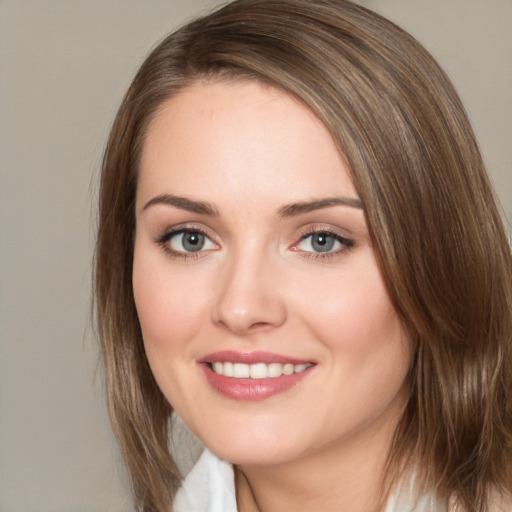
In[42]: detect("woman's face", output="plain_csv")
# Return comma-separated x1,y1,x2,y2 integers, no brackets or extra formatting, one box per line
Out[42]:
133,81,412,466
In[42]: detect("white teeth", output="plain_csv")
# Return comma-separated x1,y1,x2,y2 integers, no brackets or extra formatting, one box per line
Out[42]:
267,363,283,378
283,363,294,375
250,363,267,379
233,363,250,378
224,362,234,377
210,362,312,378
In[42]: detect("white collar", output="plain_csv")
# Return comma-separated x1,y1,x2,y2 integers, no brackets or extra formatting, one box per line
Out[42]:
173,449,237,512
174,449,447,512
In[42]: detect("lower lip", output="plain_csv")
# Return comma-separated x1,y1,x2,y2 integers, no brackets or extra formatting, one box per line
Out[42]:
201,364,314,401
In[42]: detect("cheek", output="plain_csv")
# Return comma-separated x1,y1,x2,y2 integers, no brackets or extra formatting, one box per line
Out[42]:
132,246,207,356
295,272,411,443
131,245,213,413
297,258,401,345
292,257,410,393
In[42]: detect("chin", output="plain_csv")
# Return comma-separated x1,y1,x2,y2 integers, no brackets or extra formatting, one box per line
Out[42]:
196,421,311,467
208,440,297,467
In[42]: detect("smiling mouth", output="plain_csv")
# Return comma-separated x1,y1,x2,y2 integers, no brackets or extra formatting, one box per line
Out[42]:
208,362,313,379
200,353,316,400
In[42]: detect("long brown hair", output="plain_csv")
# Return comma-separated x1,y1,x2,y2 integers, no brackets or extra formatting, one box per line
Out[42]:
95,1,512,510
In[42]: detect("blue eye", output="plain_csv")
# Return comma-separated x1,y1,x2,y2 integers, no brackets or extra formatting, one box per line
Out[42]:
161,229,216,254
297,231,352,254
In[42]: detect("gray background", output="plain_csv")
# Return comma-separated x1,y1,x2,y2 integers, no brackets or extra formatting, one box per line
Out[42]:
1,1,510,511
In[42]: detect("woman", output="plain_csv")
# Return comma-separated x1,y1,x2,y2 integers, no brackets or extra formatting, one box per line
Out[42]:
95,1,512,511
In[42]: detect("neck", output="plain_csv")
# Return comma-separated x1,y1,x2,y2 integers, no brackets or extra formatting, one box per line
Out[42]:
235,398,405,512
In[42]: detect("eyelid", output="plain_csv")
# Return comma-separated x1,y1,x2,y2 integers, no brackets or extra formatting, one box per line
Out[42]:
290,225,354,258
155,224,219,259
153,222,353,261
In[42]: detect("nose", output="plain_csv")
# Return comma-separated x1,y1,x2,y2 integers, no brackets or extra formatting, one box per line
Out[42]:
211,251,287,336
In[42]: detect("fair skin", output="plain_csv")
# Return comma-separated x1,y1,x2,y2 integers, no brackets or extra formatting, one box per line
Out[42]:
133,80,412,512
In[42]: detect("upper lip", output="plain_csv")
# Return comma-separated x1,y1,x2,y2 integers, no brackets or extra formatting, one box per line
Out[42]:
198,350,314,365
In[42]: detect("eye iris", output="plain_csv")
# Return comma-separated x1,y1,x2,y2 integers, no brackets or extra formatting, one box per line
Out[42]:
182,232,205,252
312,233,335,253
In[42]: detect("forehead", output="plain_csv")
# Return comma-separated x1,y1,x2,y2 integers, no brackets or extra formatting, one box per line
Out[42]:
137,80,357,208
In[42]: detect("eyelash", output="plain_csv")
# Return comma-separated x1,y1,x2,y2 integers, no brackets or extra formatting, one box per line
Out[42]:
293,227,354,261
155,226,354,261
156,226,215,260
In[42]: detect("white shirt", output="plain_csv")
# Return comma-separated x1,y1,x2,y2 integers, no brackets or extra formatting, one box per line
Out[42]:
173,449,448,512
174,449,237,512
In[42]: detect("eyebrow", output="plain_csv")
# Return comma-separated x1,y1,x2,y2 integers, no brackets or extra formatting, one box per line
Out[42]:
142,194,219,216
278,197,363,217
142,193,363,217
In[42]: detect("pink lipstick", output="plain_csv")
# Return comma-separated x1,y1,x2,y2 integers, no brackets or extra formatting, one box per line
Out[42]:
198,351,315,401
